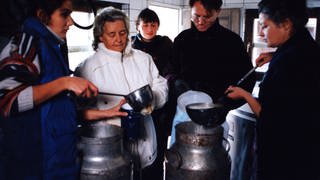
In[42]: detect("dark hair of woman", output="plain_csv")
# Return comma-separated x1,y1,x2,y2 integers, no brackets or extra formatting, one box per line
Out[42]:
20,0,68,25
1,0,67,36
258,0,308,31
135,8,160,27
26,0,66,18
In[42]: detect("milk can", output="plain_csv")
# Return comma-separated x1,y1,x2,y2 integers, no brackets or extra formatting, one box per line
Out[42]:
78,123,131,180
226,103,257,180
165,121,231,180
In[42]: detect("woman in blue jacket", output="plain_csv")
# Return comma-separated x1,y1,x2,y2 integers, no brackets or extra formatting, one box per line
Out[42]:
226,0,320,179
0,0,125,179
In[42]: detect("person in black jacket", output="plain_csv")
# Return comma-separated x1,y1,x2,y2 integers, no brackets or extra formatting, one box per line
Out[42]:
131,8,174,180
226,0,320,179
169,0,255,107
168,0,256,144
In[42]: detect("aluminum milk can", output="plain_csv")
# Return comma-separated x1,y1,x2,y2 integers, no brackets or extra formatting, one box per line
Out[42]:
79,124,131,180
165,121,231,180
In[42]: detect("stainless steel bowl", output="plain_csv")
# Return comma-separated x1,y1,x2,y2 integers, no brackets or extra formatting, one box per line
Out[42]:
186,102,228,127
98,84,154,114
125,85,153,113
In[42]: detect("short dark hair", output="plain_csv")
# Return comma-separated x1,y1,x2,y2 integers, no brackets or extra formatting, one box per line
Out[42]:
1,0,69,37
136,8,160,28
189,0,222,11
258,0,308,30
32,0,68,17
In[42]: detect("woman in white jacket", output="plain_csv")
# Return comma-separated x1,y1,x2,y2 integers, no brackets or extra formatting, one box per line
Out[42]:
75,7,168,179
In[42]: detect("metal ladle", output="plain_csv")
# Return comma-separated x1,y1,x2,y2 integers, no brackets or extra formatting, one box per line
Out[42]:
98,92,126,97
235,65,258,86
216,64,259,109
98,85,153,114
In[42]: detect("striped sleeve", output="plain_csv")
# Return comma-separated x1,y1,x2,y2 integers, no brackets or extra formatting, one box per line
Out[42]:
0,33,39,118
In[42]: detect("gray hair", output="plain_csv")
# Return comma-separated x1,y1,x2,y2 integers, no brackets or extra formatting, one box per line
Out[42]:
92,7,130,50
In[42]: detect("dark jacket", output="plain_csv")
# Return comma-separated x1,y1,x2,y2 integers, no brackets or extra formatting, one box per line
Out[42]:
257,28,320,180
1,17,78,180
131,34,173,77
170,20,255,109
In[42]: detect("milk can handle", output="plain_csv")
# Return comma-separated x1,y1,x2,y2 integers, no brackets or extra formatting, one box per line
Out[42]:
165,149,182,169
223,137,231,152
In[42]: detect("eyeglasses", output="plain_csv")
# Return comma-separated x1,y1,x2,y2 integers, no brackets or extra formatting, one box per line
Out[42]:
191,14,213,23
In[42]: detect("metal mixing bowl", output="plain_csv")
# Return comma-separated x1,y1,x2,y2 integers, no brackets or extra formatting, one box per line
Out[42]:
125,84,153,113
186,102,228,127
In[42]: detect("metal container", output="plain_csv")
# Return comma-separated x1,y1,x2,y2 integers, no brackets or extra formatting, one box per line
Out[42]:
98,84,153,114
186,102,227,127
226,103,257,180
79,124,131,180
165,121,231,180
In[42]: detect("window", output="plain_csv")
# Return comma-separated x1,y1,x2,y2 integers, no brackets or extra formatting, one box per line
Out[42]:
67,11,95,71
149,5,180,41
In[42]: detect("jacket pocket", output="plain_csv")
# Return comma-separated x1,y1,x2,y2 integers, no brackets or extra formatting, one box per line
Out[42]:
44,98,78,137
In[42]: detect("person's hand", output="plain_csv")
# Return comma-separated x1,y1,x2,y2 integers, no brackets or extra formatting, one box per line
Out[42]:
255,52,273,67
82,99,128,121
102,99,128,117
225,85,250,100
64,77,98,98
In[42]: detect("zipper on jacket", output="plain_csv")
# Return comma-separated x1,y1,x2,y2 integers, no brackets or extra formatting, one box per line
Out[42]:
120,52,131,92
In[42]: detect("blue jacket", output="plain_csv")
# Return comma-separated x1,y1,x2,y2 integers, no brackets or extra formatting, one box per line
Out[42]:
2,17,79,180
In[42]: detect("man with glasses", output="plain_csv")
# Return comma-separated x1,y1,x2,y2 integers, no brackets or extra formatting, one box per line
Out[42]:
168,0,256,144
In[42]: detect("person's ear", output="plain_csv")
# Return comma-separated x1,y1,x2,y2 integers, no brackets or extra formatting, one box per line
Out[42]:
136,20,140,32
282,18,293,31
99,36,103,42
216,9,221,14
213,9,221,17
37,9,49,25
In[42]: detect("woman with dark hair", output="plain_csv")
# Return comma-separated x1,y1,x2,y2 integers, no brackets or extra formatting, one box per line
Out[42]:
132,8,173,78
226,0,320,179
0,0,125,179
0,0,98,179
131,8,174,180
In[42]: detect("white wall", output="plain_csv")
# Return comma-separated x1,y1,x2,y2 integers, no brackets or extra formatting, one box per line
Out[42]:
67,0,320,70
97,0,320,36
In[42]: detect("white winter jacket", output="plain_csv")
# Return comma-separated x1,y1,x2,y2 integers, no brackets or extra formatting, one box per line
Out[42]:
76,42,168,168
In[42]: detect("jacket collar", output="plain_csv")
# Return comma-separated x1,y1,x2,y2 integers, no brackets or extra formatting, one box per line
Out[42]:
136,33,159,44
270,28,312,67
22,17,71,74
191,18,221,36
97,42,133,59
22,17,61,45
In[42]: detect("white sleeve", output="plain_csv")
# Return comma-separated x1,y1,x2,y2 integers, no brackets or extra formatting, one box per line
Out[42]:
18,86,34,112
74,59,93,81
17,54,40,112
149,55,168,109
